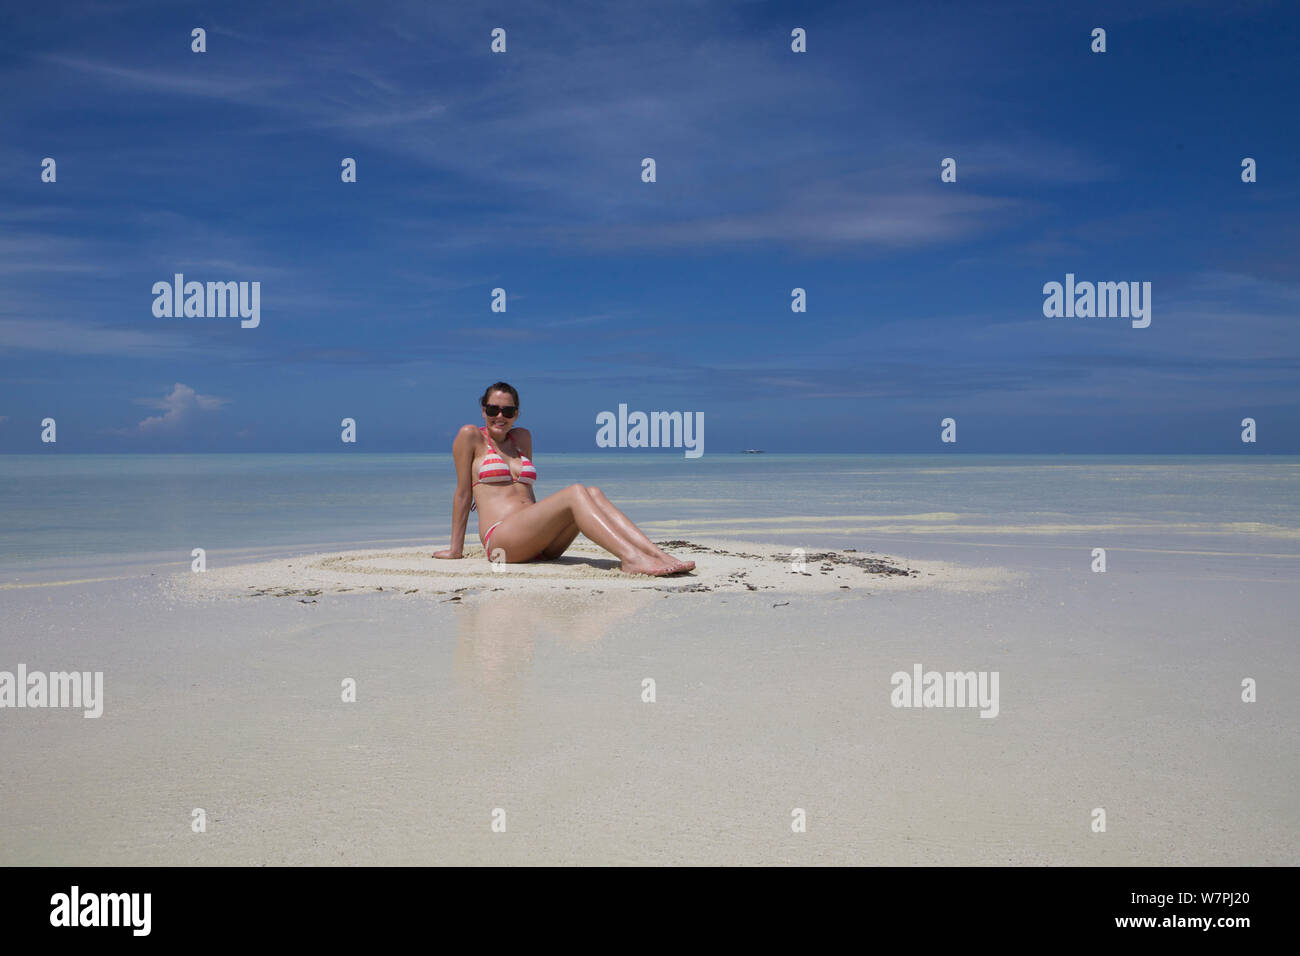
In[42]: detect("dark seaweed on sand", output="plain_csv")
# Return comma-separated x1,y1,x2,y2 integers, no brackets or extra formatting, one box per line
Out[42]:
654,541,915,577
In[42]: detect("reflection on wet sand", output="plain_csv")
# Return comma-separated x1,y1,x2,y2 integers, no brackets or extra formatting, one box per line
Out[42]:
451,571,655,706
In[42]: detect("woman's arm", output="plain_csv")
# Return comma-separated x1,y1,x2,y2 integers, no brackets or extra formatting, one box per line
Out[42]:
433,425,479,558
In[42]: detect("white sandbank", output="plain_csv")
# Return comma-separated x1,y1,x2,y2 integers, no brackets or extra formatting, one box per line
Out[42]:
162,538,1015,604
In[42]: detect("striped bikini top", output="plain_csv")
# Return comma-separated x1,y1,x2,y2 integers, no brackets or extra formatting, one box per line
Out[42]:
470,426,536,511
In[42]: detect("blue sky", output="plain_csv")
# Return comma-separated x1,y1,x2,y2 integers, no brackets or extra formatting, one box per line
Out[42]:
1,0,1297,453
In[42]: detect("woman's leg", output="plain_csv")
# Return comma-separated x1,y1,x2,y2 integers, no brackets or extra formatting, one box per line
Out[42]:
487,484,681,574
587,489,676,564
535,488,695,572
537,497,659,562
537,517,579,560
585,487,693,570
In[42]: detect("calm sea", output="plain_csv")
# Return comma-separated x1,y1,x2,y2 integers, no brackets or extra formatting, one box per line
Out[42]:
1,454,1297,571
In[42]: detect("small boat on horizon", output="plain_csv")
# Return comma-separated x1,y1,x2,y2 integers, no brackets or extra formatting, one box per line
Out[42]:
743,449,765,454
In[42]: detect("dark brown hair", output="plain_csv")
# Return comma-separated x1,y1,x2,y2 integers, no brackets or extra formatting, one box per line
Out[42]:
480,382,520,408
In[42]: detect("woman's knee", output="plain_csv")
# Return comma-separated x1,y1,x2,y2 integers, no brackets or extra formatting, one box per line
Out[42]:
587,486,603,498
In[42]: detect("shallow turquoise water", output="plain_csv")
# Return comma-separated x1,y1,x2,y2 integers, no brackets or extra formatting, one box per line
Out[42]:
1,453,1297,568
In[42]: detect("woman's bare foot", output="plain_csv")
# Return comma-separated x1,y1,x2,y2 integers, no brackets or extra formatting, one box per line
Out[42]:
635,545,694,574
621,556,686,576
653,550,694,573
644,542,694,572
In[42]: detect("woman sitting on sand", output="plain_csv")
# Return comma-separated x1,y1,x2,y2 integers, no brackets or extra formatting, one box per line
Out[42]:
432,382,695,576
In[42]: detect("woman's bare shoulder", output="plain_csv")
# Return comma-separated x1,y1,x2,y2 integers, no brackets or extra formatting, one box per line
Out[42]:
454,424,484,446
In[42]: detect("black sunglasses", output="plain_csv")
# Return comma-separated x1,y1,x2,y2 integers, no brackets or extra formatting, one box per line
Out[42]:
483,404,518,418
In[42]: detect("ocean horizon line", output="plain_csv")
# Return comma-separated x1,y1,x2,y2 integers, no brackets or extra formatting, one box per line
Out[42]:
2,451,1298,459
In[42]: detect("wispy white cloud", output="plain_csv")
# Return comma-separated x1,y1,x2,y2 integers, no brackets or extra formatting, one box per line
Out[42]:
293,103,448,131
40,53,291,102
0,318,225,359
0,237,120,277
22,2,1104,259
527,189,1032,250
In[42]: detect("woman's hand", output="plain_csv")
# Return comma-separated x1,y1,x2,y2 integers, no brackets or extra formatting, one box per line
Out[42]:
431,548,462,559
